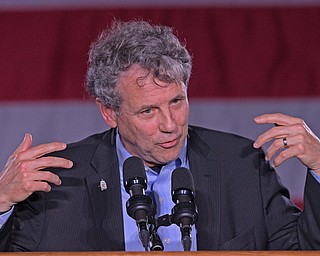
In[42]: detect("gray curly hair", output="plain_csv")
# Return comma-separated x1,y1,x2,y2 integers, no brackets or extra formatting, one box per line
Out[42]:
86,20,192,114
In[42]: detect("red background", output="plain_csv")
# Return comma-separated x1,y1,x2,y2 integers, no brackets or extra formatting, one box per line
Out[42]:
1,7,320,101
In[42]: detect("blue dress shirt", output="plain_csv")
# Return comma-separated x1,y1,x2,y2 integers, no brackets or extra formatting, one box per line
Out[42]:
116,133,197,251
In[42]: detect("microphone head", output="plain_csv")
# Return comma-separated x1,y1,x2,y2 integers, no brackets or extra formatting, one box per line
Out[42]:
171,167,195,192
123,156,147,193
171,167,195,203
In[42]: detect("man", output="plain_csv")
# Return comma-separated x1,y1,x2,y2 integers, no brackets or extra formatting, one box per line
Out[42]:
0,20,320,251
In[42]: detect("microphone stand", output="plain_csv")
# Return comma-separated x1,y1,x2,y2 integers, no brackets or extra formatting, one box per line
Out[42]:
148,214,171,251
142,211,197,251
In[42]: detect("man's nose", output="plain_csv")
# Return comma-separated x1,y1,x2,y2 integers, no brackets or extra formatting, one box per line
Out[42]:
159,109,177,133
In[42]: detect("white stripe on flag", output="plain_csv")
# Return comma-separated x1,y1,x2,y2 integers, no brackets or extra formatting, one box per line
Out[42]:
1,98,320,201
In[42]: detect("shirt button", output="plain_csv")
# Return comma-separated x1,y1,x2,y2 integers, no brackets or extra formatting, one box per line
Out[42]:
159,197,164,203
164,238,171,244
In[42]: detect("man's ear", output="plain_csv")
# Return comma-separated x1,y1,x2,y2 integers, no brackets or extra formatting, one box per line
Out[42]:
96,99,118,128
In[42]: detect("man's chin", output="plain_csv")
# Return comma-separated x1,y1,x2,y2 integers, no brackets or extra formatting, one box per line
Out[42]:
154,150,181,165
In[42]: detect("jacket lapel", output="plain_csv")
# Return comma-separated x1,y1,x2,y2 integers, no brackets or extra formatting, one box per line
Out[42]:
84,129,125,251
82,127,222,251
188,127,221,250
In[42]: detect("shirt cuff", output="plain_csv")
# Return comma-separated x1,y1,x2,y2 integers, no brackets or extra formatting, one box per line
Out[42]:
0,206,14,229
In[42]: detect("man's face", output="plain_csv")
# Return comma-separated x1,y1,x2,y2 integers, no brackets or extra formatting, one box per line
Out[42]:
109,65,189,166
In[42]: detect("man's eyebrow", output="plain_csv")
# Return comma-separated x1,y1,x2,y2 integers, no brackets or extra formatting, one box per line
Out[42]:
136,95,186,112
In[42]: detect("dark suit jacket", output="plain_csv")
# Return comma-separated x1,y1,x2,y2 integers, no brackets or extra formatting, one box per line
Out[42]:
1,126,320,251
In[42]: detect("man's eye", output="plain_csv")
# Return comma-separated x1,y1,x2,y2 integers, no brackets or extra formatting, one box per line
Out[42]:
141,108,152,115
172,98,183,105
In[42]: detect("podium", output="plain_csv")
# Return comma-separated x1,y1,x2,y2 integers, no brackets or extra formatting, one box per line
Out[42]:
1,252,320,256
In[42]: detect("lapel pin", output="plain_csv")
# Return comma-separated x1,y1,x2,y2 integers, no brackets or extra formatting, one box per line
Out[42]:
99,179,108,191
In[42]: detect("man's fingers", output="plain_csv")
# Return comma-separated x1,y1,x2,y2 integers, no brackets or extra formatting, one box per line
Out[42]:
254,113,303,126
28,170,63,187
254,126,287,149
31,156,73,171
272,146,301,167
264,133,310,164
15,179,54,194
254,123,307,149
264,138,285,161
13,167,70,195
16,156,73,178
16,142,68,161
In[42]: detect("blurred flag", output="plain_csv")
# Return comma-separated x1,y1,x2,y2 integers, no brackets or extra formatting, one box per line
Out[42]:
1,0,320,206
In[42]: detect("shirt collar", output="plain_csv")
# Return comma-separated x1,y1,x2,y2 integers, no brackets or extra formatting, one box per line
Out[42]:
116,131,188,171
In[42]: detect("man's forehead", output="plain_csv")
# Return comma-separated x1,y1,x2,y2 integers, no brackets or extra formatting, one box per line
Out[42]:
120,64,149,80
119,65,184,91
